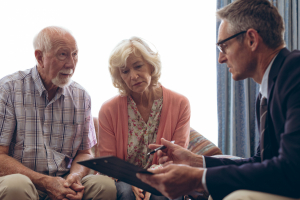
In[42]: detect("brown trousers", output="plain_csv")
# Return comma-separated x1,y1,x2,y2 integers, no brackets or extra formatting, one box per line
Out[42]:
0,173,116,200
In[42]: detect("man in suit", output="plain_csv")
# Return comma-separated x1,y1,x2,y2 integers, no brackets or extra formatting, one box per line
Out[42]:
137,0,300,199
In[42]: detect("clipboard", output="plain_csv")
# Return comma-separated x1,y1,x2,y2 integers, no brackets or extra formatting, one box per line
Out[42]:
77,156,162,196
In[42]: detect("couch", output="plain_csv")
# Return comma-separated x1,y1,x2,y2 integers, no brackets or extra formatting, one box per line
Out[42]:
92,117,222,157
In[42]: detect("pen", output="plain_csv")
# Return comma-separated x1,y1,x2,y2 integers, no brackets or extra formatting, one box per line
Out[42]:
147,141,175,155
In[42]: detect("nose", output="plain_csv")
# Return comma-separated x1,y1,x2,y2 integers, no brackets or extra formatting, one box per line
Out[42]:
65,54,76,70
218,51,227,64
130,70,139,80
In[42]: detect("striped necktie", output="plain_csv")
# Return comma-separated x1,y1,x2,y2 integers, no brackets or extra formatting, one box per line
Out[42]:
260,95,268,161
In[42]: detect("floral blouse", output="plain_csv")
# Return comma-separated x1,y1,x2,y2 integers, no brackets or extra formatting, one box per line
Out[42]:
126,95,163,169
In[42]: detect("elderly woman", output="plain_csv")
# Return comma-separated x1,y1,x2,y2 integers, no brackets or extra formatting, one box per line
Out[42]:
97,37,190,200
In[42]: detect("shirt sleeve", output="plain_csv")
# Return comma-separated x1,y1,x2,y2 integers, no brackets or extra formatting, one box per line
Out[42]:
79,98,97,150
202,155,206,168
201,155,209,193
0,85,16,146
87,112,97,147
171,96,191,148
98,102,117,157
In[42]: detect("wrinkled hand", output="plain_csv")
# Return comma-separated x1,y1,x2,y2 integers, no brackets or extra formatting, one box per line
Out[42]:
131,186,151,200
137,164,205,199
144,191,151,200
64,173,85,200
44,176,77,200
149,138,203,167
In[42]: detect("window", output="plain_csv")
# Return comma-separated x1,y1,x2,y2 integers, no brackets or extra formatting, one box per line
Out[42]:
0,0,217,145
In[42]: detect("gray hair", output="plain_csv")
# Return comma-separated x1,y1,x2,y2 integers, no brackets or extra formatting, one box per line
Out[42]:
216,0,285,49
109,36,161,96
33,26,70,52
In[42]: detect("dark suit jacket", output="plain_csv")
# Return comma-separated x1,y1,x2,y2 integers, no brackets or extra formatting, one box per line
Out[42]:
205,48,300,200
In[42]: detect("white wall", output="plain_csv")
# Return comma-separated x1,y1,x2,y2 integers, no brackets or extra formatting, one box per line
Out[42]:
0,0,218,145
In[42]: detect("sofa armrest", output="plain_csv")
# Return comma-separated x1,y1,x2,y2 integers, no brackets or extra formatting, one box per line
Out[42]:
188,128,222,156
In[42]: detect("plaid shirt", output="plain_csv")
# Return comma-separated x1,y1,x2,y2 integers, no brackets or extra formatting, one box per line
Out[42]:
0,66,96,176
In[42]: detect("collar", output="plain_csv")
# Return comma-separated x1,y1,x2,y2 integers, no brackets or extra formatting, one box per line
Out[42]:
259,54,278,99
32,66,47,97
33,66,67,99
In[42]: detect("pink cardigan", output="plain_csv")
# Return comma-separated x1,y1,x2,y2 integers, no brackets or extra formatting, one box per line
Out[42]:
97,86,190,165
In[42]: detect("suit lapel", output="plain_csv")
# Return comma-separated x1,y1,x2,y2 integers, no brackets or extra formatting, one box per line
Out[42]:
262,48,290,160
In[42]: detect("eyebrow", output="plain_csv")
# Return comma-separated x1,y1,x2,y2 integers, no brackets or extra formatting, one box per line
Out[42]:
57,48,78,52
121,60,143,69
133,61,143,65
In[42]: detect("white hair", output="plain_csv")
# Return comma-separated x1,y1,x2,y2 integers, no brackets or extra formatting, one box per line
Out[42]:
33,26,71,52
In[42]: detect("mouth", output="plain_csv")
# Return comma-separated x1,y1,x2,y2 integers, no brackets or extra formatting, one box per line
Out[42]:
133,82,142,86
59,69,74,76
60,73,71,76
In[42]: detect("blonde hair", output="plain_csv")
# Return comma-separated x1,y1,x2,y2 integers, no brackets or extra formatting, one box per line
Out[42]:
109,36,161,96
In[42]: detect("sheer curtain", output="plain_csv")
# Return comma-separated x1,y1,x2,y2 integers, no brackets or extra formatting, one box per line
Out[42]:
216,0,298,157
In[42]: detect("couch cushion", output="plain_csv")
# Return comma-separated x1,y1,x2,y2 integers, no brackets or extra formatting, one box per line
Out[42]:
188,128,222,156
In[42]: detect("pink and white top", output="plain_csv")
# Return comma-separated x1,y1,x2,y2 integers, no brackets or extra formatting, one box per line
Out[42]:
126,95,163,169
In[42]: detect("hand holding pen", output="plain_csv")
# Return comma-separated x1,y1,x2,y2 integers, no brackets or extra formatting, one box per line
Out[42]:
147,138,199,166
147,141,175,155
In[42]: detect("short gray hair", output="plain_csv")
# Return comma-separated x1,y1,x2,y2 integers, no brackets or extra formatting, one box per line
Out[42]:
33,26,70,52
109,36,161,96
216,0,285,49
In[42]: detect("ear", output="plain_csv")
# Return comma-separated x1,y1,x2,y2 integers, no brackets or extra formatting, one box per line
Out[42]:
35,50,44,67
246,29,259,51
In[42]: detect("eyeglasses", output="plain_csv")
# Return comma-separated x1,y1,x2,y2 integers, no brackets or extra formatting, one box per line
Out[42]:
216,31,247,54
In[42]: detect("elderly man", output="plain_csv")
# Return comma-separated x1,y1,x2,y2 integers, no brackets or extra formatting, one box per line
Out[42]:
0,26,116,200
137,0,300,200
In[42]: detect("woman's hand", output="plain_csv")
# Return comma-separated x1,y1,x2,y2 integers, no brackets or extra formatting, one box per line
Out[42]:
132,186,151,200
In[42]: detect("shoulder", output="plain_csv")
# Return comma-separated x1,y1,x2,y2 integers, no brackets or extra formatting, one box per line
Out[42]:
161,86,190,115
162,86,190,105
67,81,91,100
274,50,300,99
102,95,126,107
282,50,300,67
0,68,32,92
277,50,300,84
99,95,127,115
